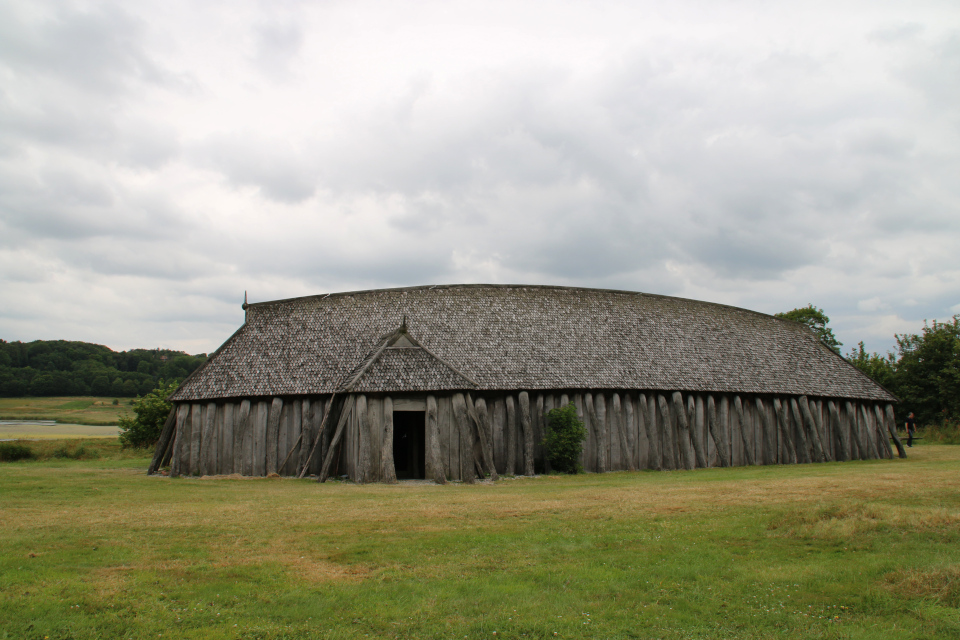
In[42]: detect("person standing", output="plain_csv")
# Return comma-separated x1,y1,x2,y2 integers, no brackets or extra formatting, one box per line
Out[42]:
904,412,917,447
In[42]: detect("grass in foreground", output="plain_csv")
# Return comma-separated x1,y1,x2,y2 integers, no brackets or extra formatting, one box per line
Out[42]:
0,443,958,640
0,396,133,426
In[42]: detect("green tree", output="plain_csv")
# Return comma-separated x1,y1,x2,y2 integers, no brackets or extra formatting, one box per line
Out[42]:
846,342,897,390
775,304,842,353
893,316,960,426
543,403,587,474
118,380,178,449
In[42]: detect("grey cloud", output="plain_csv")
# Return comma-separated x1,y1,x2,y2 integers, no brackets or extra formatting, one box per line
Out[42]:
195,136,318,202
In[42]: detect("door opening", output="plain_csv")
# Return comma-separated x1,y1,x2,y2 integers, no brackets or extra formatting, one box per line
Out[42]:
393,411,426,479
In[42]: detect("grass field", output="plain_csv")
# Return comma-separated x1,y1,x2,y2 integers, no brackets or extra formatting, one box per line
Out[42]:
0,396,134,426
1,443,958,640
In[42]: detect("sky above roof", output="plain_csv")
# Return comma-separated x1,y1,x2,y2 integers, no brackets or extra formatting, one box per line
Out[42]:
1,0,958,356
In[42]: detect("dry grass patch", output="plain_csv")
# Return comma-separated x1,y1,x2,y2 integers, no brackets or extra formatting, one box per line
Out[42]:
886,565,960,607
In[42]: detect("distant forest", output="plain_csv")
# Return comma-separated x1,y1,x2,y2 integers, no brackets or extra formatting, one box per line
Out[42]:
0,340,207,398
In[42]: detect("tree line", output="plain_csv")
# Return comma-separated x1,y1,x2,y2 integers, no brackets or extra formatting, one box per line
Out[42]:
0,339,207,398
777,305,960,427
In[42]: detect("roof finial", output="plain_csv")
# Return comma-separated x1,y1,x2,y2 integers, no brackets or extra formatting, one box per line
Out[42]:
242,290,248,310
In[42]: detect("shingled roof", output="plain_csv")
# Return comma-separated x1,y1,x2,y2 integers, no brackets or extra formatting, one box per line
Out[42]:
169,284,895,402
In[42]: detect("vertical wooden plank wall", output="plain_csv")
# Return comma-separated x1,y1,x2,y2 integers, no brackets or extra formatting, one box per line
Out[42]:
163,392,898,479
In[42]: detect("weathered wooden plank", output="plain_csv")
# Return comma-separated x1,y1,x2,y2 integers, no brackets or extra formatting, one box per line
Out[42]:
440,395,457,480
505,395,517,475
492,396,506,474
623,394,638,470
842,401,863,460
594,393,608,473
219,402,233,474
859,402,880,460
298,396,329,478
265,398,283,475
474,397,498,480
611,393,633,471
186,403,201,475
518,391,534,476
426,395,445,484
582,393,595,472
884,404,907,458
753,398,774,465
148,407,178,475
656,394,676,471
534,394,545,472
797,396,825,462
543,395,555,474
873,404,894,459
718,396,732,466
787,398,811,464
380,396,396,483
233,399,250,475
298,399,313,474
638,394,658,470
671,392,696,470
732,396,754,466
453,393,475,483
827,400,850,461
574,394,587,471
772,398,796,464
356,395,371,483
706,395,729,467
170,404,190,477
319,396,356,482
251,401,266,475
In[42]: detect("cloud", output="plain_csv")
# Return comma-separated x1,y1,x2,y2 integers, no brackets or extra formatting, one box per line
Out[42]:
0,0,958,354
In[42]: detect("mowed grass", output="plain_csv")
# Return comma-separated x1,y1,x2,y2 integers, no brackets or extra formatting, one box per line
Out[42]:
0,396,133,427
1,444,958,640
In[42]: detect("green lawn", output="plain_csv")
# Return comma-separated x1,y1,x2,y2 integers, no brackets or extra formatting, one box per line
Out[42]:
1,442,958,640
0,396,134,427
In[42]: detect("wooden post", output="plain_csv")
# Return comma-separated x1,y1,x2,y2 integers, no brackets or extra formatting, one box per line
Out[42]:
843,401,864,460
298,396,333,478
873,404,894,459
624,394,638,470
170,404,190,477
772,399,796,464
518,391,535,476
355,395,370,483
453,393,475,483
858,403,879,460
655,395,676,470
706,396,729,467
754,398,775,465
788,398,811,464
718,396,732,466
148,407,178,475
252,401,267,476
234,400,251,474
535,394,545,472
426,395,444,484
594,393,608,473
733,396,754,466
798,396,825,462
828,401,850,461
884,404,907,459
543,395,554,474
265,398,283,475
298,399,313,473
637,394,656,470
671,392,696,470
505,395,517,475
319,395,357,482
474,397,498,480
611,393,634,471
380,396,396,484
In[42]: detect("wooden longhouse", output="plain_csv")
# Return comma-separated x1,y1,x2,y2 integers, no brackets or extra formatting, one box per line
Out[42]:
148,284,904,482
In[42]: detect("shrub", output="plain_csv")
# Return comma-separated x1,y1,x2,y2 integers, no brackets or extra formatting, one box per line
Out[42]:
543,402,587,474
924,420,960,445
118,380,178,449
52,444,101,460
0,442,35,462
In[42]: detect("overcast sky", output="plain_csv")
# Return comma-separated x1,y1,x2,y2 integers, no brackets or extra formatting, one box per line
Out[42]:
1,0,958,356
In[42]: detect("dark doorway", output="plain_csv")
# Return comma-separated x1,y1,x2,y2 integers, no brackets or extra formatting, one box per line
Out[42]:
393,411,426,479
